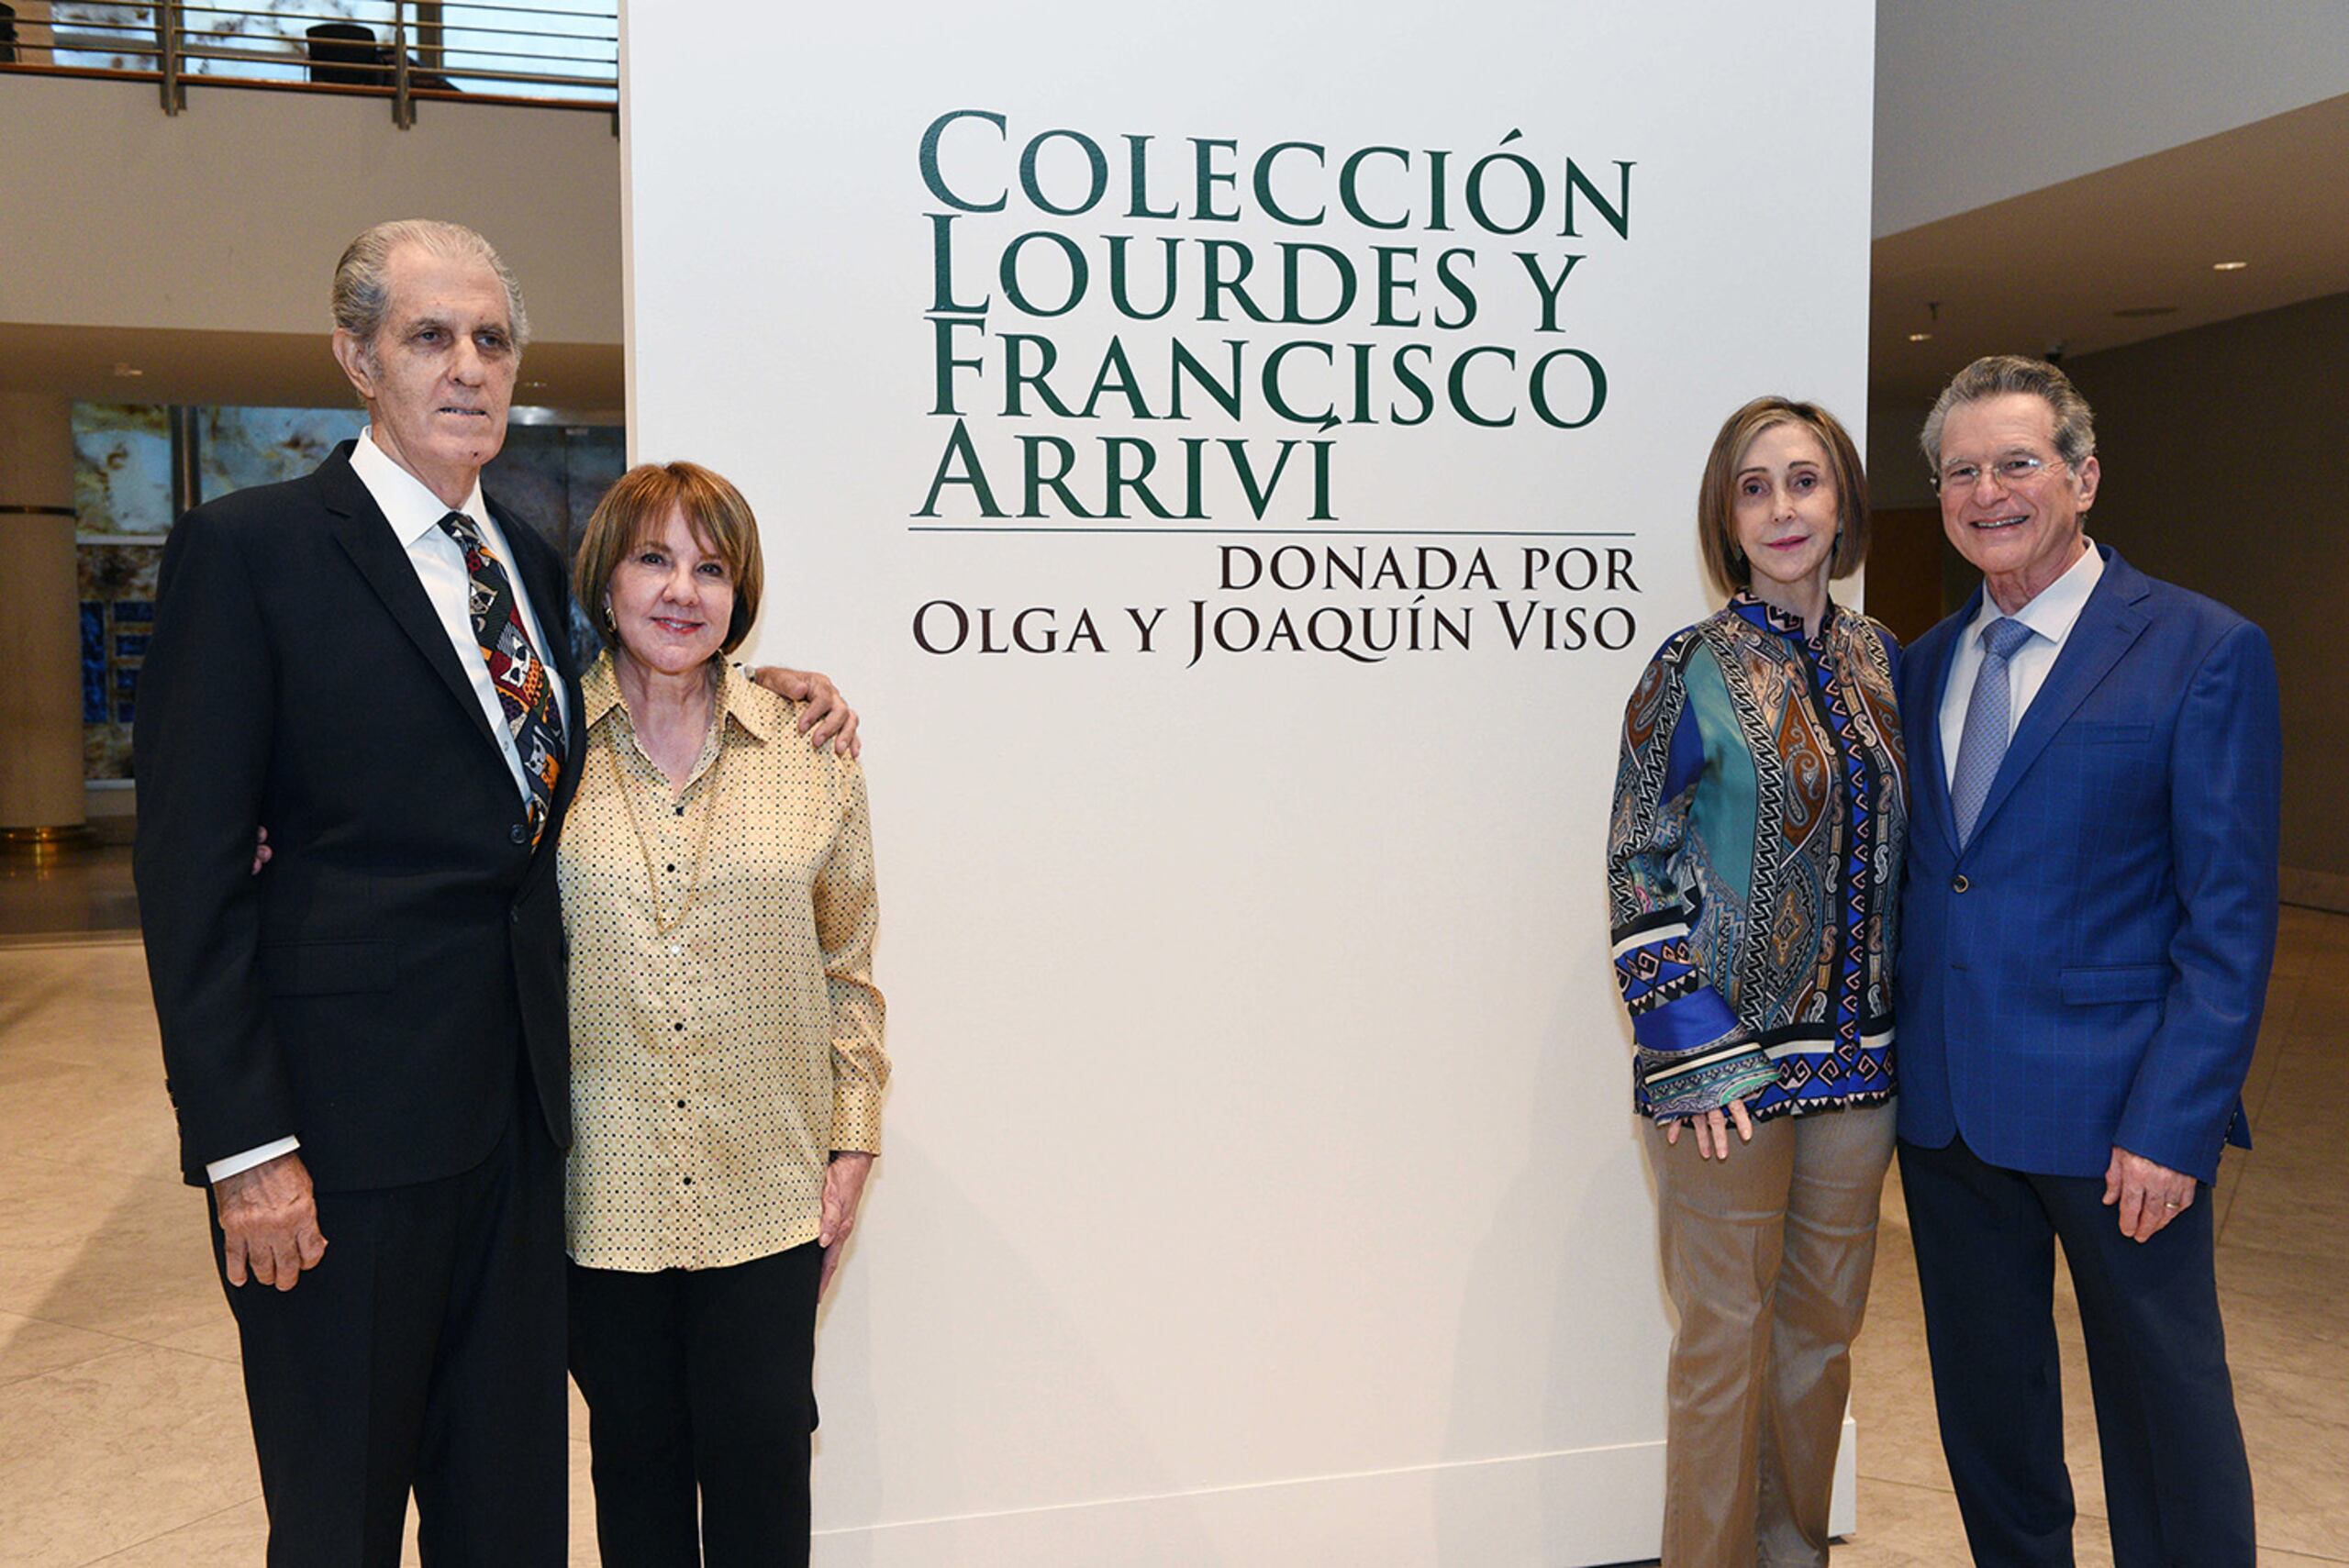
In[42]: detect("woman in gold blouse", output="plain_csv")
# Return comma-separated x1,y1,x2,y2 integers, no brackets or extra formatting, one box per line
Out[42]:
562,461,887,1567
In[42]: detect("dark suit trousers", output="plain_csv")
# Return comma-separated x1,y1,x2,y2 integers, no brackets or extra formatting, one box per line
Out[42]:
1898,1134,2254,1568
567,1240,824,1568
211,1098,567,1567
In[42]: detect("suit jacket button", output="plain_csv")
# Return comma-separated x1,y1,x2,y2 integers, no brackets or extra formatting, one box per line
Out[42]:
510,822,529,845
1952,874,1970,893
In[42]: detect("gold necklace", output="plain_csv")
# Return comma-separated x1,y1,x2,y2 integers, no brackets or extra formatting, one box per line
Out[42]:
604,715,727,938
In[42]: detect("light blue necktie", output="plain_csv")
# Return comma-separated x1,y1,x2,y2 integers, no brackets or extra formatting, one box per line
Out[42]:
1950,617,2035,848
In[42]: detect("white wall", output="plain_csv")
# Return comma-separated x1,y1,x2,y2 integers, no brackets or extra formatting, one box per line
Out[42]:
2066,290,2349,884
0,73,621,342
623,2,1874,1562
1874,0,2349,235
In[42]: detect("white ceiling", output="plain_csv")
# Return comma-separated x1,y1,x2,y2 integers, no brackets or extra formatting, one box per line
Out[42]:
1873,0,2349,236
1870,91,2349,404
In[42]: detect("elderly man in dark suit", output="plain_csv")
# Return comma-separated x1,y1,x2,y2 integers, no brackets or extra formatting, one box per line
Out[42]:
1895,355,2280,1568
133,218,853,1566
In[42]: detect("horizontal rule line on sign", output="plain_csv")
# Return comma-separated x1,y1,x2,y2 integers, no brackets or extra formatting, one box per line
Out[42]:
906,526,1635,537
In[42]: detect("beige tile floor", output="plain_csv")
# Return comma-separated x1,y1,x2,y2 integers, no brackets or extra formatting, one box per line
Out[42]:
0,860,603,1568
1,865,2343,1564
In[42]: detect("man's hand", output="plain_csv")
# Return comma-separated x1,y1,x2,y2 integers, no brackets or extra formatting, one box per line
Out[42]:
749,667,861,759
1664,1097,1755,1161
214,1151,328,1290
2103,1145,2197,1242
818,1151,874,1297
250,826,272,876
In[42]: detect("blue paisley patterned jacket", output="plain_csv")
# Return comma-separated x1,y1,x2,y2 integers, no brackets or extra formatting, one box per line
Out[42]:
1606,593,1908,1121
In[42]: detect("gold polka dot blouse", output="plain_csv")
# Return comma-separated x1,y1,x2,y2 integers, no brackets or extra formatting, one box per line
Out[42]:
559,653,887,1273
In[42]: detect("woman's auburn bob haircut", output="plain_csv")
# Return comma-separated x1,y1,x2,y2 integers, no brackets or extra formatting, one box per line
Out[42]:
573,460,766,658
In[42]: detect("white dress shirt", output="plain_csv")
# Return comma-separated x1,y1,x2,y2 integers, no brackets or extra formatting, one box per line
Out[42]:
1938,539,2105,788
206,430,570,1184
348,427,571,792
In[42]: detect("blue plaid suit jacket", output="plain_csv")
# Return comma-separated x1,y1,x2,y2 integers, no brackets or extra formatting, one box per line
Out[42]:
1894,546,2280,1183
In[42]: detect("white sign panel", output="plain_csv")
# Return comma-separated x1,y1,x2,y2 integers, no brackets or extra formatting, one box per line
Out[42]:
620,5,1872,1562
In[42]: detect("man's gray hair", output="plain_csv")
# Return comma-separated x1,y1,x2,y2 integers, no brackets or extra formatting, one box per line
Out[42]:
1919,354,2096,473
331,219,530,357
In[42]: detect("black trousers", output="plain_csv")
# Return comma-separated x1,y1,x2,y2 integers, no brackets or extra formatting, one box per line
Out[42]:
1898,1134,2255,1568
567,1240,824,1568
212,1101,568,1567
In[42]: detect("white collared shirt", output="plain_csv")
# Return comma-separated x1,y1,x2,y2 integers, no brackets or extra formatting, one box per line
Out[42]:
1938,539,2105,787
348,426,571,798
207,431,572,1184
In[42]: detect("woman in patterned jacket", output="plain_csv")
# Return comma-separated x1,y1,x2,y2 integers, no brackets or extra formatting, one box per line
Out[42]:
1606,397,1907,1567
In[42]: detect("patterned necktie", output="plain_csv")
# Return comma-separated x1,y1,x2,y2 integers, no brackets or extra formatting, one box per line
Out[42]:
1950,616,2035,848
438,511,565,846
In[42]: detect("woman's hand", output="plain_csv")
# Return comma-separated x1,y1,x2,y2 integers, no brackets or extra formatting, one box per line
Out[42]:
749,666,861,758
818,1151,875,1296
1664,1096,1755,1160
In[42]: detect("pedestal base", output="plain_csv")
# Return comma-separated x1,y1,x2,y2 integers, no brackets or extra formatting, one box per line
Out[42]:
1,823,100,865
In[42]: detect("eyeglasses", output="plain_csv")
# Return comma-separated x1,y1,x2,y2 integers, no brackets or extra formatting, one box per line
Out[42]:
1932,454,2063,493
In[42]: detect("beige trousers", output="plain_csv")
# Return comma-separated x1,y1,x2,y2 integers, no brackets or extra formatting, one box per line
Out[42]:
1647,1098,1897,1568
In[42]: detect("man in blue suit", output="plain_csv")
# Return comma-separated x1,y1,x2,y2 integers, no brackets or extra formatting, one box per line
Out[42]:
1895,355,2279,1568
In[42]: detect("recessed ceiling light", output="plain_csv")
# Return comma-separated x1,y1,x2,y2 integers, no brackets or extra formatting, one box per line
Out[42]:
112,362,144,377
1907,332,1932,342
2212,260,2249,271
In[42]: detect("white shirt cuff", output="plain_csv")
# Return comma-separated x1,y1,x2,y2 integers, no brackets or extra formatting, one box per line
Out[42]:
206,1136,301,1184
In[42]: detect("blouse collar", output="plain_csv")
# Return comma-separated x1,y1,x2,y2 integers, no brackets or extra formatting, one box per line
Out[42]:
1729,588,1840,643
581,651,775,742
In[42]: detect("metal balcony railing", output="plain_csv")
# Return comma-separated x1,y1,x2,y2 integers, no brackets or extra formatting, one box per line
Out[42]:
0,1,618,124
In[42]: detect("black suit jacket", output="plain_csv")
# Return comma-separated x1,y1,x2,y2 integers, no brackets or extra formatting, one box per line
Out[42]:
135,441,582,1191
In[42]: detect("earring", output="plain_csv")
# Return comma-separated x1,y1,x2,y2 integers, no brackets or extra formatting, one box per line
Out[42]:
601,597,616,632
